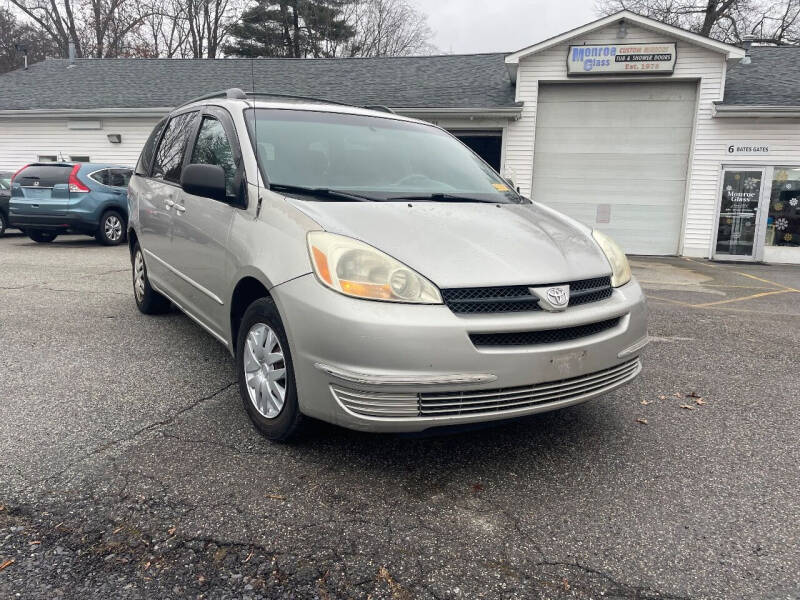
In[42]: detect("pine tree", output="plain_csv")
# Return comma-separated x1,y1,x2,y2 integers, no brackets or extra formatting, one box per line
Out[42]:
223,0,355,58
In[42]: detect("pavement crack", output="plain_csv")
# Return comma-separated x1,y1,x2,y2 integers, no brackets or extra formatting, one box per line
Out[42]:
31,382,237,487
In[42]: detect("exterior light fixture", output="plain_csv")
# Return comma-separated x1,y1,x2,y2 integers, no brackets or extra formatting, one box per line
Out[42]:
107,133,122,144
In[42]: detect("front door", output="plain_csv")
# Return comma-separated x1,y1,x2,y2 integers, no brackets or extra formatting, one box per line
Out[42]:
170,108,242,339
714,169,767,260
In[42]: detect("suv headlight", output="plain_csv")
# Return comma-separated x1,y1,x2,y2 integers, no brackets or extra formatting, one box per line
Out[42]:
592,230,631,288
307,231,442,303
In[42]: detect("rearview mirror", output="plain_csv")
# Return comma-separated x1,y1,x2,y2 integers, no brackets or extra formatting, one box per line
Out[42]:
181,164,227,202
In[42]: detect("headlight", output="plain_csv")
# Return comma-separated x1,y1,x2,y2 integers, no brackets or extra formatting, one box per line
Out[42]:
307,231,442,303
592,229,631,287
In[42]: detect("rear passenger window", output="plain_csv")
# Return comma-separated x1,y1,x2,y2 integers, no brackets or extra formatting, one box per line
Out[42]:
151,112,197,183
90,168,132,188
15,165,72,187
136,119,166,176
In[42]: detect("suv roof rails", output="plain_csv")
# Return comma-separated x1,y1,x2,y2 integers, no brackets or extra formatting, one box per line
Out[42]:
363,105,395,114
177,88,393,112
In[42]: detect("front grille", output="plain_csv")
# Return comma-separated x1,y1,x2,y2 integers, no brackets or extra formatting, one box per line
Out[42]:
441,276,612,314
469,317,621,347
332,358,641,419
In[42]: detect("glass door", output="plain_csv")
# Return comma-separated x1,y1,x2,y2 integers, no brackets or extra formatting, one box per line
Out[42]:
714,168,767,260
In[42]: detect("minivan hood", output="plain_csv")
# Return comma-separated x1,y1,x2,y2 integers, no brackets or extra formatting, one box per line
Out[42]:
287,200,612,288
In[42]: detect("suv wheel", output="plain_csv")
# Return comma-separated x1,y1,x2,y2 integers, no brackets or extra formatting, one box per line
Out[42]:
28,230,57,243
97,210,125,246
0,212,6,237
132,242,171,314
237,298,304,441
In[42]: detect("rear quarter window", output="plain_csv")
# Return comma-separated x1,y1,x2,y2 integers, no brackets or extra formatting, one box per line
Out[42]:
90,168,132,188
136,119,167,176
15,165,72,187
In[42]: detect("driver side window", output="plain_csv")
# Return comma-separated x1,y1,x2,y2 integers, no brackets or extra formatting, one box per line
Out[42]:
191,116,237,197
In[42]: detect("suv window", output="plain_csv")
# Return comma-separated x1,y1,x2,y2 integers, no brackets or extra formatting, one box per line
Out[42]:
151,112,197,183
136,118,166,176
190,117,237,196
15,165,72,188
90,168,133,188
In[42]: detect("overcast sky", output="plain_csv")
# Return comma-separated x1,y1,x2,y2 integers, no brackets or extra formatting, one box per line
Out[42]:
412,0,598,54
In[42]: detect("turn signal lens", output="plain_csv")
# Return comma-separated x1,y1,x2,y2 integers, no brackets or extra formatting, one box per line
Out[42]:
307,231,442,303
592,229,632,287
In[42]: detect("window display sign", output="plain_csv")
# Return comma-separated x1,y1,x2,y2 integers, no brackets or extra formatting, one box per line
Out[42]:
715,170,762,256
567,43,677,75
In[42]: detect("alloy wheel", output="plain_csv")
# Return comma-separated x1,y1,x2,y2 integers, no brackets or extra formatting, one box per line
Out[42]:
243,323,287,419
105,215,123,242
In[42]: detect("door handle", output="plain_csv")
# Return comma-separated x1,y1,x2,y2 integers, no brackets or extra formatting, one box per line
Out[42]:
174,204,186,214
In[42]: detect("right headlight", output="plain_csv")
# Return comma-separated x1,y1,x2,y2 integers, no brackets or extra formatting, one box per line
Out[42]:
592,229,631,288
307,231,442,304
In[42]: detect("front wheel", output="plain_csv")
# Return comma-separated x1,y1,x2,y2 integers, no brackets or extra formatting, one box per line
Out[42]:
97,210,126,246
237,298,304,441
28,230,57,243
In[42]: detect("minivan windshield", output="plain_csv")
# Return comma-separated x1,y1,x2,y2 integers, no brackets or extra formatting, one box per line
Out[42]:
244,108,523,204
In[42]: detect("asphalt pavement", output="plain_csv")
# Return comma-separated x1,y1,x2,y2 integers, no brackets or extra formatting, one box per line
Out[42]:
1,232,799,599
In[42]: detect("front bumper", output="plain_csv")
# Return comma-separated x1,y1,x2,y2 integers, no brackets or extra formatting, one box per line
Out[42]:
272,274,648,432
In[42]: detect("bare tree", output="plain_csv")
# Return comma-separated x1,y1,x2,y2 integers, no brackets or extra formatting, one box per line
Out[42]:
0,8,55,73
344,0,434,56
597,0,800,45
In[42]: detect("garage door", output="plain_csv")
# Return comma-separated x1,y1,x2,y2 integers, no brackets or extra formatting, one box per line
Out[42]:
532,82,697,255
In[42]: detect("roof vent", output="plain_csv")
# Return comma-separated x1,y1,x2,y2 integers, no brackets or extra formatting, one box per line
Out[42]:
68,42,76,68
740,35,755,64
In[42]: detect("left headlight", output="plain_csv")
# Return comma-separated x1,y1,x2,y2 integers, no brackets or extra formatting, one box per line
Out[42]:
592,229,632,288
307,231,442,303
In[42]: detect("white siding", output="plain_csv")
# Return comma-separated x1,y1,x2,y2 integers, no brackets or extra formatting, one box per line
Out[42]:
503,22,729,257
0,116,161,170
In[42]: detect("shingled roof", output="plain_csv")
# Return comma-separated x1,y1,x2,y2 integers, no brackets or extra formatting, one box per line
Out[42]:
723,46,800,106
0,53,518,111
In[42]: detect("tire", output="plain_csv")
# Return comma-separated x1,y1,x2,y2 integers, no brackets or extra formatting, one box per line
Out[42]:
237,297,304,441
0,212,6,237
28,230,57,243
97,210,126,246
132,242,171,314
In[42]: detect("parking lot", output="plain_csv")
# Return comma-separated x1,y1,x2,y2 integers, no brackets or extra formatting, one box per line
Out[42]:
1,232,799,599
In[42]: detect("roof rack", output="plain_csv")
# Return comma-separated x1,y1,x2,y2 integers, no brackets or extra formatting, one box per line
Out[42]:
363,105,395,114
177,87,367,110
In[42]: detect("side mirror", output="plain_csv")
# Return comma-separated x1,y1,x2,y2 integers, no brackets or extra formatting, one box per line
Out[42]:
181,163,227,202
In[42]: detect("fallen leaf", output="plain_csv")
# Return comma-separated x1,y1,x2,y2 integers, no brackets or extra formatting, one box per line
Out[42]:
562,578,570,591
686,392,702,398
641,399,651,406
244,551,253,563
658,395,667,400
636,418,648,424
0,505,5,511
113,526,123,534
471,483,484,494
28,540,41,545
197,575,206,583
680,404,695,410
0,559,15,572
143,561,151,570
695,398,706,405
266,494,284,501
673,392,682,398
167,526,176,536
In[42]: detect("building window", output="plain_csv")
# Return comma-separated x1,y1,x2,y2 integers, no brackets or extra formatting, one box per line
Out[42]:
70,155,91,163
37,155,57,162
766,167,800,247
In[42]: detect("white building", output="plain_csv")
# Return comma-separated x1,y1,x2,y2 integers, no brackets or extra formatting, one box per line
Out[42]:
1,10,798,263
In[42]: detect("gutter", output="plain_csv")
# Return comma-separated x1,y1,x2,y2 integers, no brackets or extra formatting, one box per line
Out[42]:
0,107,173,118
394,107,523,121
713,103,800,118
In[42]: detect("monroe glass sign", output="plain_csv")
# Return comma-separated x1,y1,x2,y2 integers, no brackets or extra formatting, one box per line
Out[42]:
567,43,677,75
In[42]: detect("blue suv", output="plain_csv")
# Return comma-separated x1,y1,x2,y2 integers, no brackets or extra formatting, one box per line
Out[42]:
9,162,132,245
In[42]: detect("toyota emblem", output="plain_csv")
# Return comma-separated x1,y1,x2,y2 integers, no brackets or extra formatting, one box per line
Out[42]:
530,284,570,311
546,286,569,307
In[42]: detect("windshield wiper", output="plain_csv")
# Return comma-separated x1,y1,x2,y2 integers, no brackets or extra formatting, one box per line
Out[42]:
269,183,376,202
385,193,498,203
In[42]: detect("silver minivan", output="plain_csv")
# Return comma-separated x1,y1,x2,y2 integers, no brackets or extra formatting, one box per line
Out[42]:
128,89,648,440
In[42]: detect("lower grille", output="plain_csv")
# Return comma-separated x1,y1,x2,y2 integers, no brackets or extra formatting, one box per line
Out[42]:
469,317,621,347
331,358,641,419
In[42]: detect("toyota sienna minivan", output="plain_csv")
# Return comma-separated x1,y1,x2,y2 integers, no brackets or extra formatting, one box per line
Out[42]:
127,88,648,440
